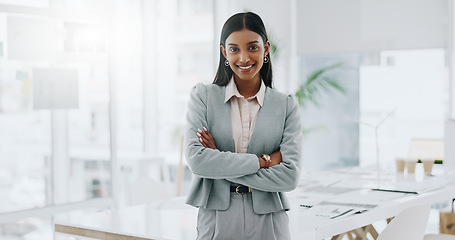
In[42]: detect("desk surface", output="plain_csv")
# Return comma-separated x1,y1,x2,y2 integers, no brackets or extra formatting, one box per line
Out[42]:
287,167,455,239
55,198,197,240
54,166,455,240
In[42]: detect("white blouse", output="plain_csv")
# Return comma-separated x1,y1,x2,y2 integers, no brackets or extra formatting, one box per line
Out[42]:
224,78,266,153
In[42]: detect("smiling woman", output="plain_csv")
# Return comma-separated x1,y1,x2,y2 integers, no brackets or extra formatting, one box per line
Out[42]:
213,12,273,90
220,29,270,95
184,12,302,240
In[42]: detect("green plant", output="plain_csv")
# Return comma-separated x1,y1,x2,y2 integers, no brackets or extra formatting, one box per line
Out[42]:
295,63,347,135
268,32,280,60
295,63,346,108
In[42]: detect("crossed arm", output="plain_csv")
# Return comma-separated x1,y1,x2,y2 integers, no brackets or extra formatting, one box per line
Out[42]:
196,127,282,168
194,103,302,192
185,84,302,192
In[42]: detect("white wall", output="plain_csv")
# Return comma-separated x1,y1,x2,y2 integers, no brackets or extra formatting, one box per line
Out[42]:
297,0,448,55
445,120,455,171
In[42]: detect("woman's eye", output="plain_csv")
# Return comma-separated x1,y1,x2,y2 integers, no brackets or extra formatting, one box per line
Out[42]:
229,48,239,53
248,45,258,50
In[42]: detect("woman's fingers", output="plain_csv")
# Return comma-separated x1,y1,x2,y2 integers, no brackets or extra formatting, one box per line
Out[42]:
197,130,210,145
199,137,208,148
197,128,216,149
204,127,215,141
202,128,216,148
198,128,212,142
197,131,206,146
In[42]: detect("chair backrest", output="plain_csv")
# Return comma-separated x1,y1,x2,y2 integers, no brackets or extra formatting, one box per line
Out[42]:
377,204,431,240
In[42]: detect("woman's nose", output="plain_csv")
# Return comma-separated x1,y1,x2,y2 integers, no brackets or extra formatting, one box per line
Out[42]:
239,52,250,63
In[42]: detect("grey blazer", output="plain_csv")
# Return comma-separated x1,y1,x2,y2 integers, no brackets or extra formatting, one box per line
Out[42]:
184,83,302,214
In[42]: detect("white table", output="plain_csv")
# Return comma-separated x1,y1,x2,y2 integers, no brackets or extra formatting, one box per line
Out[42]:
287,166,455,239
54,166,455,240
54,197,197,240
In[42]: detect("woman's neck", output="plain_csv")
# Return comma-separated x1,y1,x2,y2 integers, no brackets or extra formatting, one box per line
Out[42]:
234,75,261,98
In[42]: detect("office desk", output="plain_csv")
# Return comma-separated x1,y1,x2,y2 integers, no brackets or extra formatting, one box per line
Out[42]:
54,197,197,240
287,167,455,239
54,167,455,240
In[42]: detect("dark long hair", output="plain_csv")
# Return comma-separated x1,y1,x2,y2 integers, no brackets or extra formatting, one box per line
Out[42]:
212,12,273,88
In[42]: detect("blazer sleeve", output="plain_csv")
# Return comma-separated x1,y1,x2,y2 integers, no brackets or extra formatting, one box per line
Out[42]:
185,83,260,179
226,95,302,192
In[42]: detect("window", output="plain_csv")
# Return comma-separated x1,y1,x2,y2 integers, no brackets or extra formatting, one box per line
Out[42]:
0,0,111,227
359,49,447,168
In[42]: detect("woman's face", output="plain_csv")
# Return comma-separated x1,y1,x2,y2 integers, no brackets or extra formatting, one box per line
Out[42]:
221,28,270,83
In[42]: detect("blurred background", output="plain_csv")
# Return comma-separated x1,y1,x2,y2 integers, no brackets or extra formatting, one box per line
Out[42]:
0,0,453,239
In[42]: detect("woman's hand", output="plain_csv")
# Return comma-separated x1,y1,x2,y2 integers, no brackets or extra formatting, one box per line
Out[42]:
270,151,282,167
197,127,217,149
259,151,282,168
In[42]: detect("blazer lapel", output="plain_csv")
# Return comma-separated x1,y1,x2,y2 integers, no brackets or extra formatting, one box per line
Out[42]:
247,87,270,154
216,86,235,153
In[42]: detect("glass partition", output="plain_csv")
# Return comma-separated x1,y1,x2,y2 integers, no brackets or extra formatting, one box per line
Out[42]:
0,6,111,212
0,13,53,212
299,55,360,172
0,0,215,238
359,49,447,168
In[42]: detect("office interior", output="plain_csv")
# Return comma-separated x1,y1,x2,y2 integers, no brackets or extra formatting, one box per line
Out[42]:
0,0,455,239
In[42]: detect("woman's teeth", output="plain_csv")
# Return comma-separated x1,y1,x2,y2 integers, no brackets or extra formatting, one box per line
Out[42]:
239,65,252,70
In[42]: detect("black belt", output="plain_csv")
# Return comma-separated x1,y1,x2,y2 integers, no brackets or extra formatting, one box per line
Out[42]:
230,185,251,194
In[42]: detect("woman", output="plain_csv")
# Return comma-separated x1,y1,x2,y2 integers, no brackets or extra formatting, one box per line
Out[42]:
185,12,302,240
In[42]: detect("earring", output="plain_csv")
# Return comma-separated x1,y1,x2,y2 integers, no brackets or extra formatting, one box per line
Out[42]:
224,59,229,66
264,56,269,63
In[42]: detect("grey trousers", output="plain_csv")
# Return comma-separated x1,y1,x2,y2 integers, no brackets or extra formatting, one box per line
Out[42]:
196,192,290,240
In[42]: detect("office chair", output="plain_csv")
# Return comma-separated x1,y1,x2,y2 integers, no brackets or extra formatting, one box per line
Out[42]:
377,204,431,240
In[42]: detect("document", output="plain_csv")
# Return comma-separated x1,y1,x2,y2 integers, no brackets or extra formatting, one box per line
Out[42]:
303,204,366,219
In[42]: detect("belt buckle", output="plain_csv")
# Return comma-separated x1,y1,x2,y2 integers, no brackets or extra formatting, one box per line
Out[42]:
235,185,243,195
235,185,251,195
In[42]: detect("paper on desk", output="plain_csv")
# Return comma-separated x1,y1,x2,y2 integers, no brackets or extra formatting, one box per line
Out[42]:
301,196,378,219
303,204,364,220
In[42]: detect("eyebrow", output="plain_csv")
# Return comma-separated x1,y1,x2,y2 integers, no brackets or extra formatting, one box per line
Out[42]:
227,41,259,46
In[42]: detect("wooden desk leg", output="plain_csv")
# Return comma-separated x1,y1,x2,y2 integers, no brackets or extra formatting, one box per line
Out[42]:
364,224,378,239
331,232,356,240
55,224,155,240
386,217,394,224
356,224,379,240
331,224,379,240
352,228,368,239
331,233,346,240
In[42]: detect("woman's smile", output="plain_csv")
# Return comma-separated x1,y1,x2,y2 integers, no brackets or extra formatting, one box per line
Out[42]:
237,64,255,72
221,28,269,82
